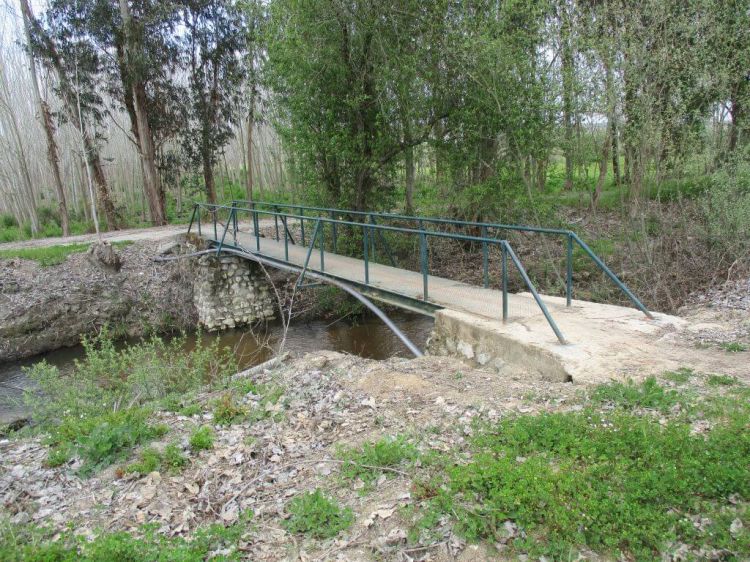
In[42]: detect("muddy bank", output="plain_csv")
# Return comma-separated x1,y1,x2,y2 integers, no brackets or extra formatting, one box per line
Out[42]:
0,240,197,363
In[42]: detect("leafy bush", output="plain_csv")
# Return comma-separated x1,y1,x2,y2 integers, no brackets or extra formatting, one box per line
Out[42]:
282,490,353,539
45,408,168,476
24,328,238,427
213,393,246,426
189,426,215,452
703,160,750,257
0,213,17,228
125,443,188,475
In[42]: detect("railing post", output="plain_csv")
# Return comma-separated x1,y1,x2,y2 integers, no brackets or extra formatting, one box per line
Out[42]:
253,207,260,251
283,215,289,261
482,225,489,288
319,222,325,272
213,209,217,240
187,205,196,234
368,214,376,260
331,211,337,253
501,241,508,321
566,233,573,306
300,207,306,246
197,206,201,236
363,225,369,284
216,208,232,255
232,205,238,245
420,231,428,300
273,205,280,241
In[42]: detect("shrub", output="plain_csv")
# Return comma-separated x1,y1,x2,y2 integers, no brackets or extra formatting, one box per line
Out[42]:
213,393,246,426
189,426,215,452
282,490,353,539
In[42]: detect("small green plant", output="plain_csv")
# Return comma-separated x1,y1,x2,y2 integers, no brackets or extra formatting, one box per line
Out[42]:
664,367,694,384
125,447,162,475
45,445,71,468
720,342,748,353
590,376,682,412
337,435,417,485
189,426,215,452
163,443,189,472
213,393,246,426
707,374,737,386
282,490,353,539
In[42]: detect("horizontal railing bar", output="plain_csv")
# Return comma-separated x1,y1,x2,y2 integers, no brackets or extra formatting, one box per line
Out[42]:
197,203,510,246
233,199,572,236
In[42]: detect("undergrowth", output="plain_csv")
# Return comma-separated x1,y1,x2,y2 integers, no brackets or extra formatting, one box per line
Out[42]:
0,241,132,266
337,435,417,486
282,489,353,539
413,376,750,560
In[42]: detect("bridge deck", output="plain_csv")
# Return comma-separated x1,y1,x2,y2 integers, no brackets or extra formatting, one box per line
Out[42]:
200,229,683,382
228,230,544,321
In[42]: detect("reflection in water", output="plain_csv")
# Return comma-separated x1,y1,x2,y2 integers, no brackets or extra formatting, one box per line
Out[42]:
0,313,434,423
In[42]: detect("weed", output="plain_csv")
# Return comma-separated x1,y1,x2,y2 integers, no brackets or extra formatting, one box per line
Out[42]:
189,426,215,452
163,443,189,472
0,241,132,267
0,515,251,561
720,342,748,353
282,490,353,539
337,435,417,485
664,367,694,384
125,447,162,475
707,374,737,386
213,393,246,426
420,385,750,559
590,376,682,412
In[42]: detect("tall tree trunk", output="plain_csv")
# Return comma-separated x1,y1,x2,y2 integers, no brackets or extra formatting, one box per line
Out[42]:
592,124,612,211
561,6,575,191
611,118,621,186
118,0,167,226
20,0,69,235
203,156,216,204
245,103,254,201
20,0,117,231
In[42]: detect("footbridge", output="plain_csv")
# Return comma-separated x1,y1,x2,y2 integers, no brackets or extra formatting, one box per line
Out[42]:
186,201,681,381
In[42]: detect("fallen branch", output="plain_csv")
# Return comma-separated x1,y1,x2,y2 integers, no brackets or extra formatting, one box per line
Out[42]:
231,352,291,380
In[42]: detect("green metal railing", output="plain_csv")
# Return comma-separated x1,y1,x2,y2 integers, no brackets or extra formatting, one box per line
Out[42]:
230,200,652,319
187,202,571,343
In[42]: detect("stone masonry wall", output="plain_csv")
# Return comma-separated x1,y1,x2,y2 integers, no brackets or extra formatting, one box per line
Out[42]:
193,254,275,330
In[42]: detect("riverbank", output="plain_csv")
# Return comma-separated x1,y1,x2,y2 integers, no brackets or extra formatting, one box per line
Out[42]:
2,349,749,560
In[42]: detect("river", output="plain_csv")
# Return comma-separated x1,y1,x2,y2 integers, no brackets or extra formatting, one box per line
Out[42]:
0,313,434,425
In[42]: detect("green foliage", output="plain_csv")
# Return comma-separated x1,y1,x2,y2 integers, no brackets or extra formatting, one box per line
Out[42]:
282,490,353,539
24,328,237,428
419,383,750,559
45,408,167,476
126,443,188,475
0,516,251,561
703,161,750,257
721,342,748,353
212,393,247,426
663,368,694,384
589,376,682,412
0,241,132,266
189,426,215,452
707,374,737,387
337,435,417,485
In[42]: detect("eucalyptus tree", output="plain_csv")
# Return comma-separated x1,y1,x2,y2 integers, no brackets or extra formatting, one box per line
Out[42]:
181,0,247,204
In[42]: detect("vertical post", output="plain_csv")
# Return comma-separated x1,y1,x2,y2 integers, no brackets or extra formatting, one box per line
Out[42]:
253,207,260,251
420,231,428,300
319,222,325,272
213,209,217,240
300,207,306,246
501,241,508,321
331,211,338,253
481,225,489,288
273,205,280,241
187,205,196,234
197,206,201,236
566,233,573,307
283,215,289,261
363,225,369,284
232,206,238,245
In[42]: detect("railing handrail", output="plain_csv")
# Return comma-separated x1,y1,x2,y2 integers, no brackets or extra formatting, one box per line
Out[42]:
188,201,653,319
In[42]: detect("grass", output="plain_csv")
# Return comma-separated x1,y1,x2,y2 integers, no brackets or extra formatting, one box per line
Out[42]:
0,241,133,266
282,490,353,539
337,435,417,486
189,426,215,452
721,342,748,353
0,516,252,561
413,377,750,560
124,443,188,475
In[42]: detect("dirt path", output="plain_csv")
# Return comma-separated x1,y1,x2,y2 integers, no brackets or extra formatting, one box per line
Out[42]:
0,224,189,250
